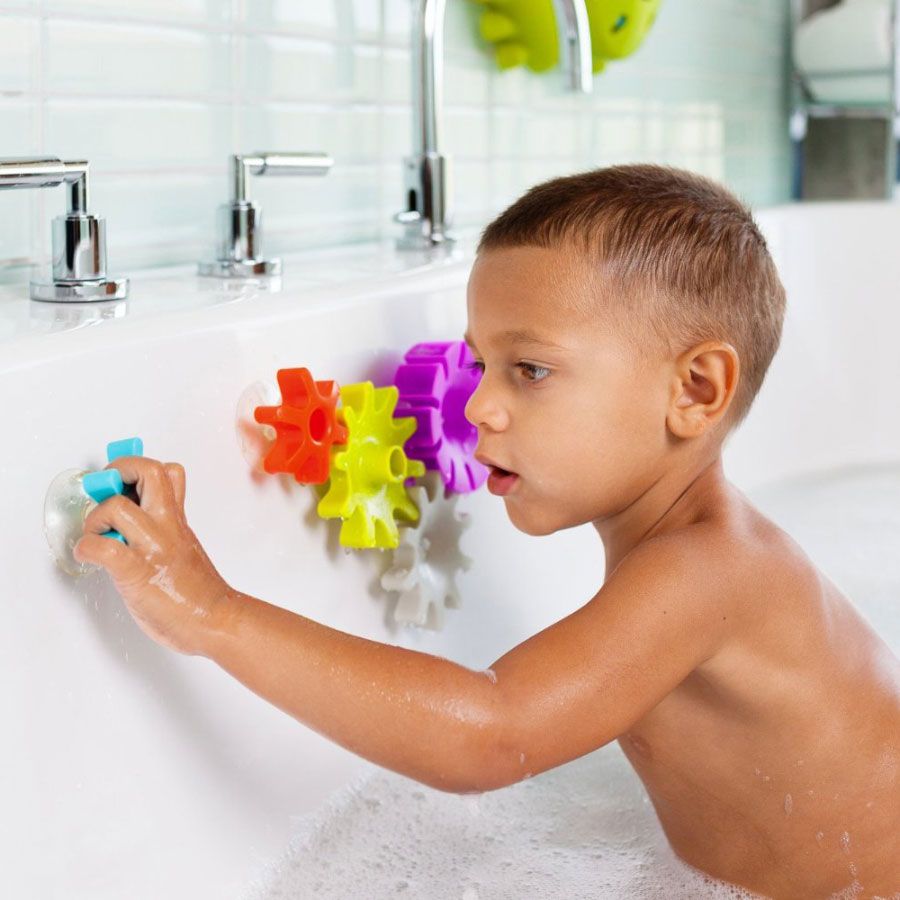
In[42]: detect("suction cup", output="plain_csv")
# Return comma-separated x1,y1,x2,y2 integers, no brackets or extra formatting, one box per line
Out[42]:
43,468,95,576
44,436,143,574
235,379,279,471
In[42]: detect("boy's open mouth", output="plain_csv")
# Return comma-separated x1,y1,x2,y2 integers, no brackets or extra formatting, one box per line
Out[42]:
486,465,519,496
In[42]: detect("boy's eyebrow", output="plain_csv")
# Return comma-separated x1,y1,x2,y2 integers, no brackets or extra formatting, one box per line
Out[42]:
462,329,570,351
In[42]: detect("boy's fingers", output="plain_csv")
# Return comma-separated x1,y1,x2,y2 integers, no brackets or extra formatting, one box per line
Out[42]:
164,462,186,508
82,494,163,555
104,456,176,517
73,531,132,569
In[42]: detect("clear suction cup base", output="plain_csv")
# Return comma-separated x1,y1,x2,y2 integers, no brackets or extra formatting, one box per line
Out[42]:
43,468,96,576
235,380,279,472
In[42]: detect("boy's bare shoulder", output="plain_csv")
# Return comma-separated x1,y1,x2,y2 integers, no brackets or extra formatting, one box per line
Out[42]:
638,498,840,694
629,497,822,635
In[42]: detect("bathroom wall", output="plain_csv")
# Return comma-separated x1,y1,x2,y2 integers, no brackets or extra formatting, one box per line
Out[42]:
0,0,792,286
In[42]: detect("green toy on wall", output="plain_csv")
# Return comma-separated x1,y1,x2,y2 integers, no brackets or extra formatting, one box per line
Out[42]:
472,0,661,74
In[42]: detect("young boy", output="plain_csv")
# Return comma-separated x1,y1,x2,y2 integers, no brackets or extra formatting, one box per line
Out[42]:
73,165,899,899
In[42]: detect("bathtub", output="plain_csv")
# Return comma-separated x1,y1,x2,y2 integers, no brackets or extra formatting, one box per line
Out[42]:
1,202,897,899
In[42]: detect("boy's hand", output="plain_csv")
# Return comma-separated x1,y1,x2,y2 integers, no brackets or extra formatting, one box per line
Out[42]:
73,456,235,657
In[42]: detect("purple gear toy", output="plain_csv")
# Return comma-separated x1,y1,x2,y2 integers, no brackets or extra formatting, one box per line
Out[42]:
393,340,488,494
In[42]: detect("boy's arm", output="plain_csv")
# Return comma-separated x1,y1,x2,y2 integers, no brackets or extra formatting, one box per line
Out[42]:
208,593,503,793
75,457,731,795
209,531,732,794
74,456,503,793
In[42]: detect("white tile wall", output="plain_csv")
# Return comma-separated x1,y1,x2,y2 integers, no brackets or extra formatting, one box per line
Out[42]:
0,0,791,286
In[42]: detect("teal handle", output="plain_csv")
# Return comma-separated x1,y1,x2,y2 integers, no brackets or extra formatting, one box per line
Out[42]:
82,436,144,543
107,437,143,462
82,469,124,504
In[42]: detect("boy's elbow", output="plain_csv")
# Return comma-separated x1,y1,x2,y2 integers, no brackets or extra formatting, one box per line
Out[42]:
429,715,527,796
421,752,519,796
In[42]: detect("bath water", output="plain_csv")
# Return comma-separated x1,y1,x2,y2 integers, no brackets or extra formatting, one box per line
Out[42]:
245,465,900,900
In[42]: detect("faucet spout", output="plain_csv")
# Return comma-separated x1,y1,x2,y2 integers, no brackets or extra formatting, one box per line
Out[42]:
395,0,593,251
552,0,594,93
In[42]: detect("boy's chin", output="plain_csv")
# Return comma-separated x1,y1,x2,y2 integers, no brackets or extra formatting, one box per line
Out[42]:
504,501,563,537
504,495,595,537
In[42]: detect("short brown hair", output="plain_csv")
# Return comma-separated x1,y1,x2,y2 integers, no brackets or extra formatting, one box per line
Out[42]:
477,164,786,431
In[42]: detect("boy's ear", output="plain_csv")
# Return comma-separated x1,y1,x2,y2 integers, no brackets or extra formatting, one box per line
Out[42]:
665,340,740,439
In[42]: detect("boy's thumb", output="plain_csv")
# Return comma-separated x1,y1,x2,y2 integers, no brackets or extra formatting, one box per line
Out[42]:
73,533,120,569
73,535,95,565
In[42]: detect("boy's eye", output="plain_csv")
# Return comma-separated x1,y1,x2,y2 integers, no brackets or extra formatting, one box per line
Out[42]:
464,360,551,384
518,362,551,383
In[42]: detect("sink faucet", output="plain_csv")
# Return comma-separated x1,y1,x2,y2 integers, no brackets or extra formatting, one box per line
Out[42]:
0,157,129,301
394,0,593,251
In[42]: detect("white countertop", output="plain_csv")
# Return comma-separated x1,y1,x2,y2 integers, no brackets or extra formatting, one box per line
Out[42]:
0,230,481,354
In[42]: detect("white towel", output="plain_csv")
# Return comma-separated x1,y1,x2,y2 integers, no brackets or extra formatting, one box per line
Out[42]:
794,0,892,104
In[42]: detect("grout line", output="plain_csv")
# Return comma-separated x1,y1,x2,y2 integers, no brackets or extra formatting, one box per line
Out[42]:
0,6,385,45
231,0,241,153
377,0,388,243
79,161,385,180
33,0,46,270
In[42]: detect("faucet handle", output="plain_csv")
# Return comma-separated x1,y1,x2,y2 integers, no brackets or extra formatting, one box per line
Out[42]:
199,152,334,279
0,157,129,303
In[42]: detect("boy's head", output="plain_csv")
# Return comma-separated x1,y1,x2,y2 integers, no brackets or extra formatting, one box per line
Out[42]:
463,164,786,536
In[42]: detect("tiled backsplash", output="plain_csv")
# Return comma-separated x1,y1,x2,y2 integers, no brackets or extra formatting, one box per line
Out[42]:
0,0,791,285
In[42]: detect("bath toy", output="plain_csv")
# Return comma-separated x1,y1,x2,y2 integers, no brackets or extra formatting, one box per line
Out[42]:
106,437,143,462
43,437,144,575
317,382,426,549
473,0,566,72
235,379,280,472
81,470,127,544
82,437,145,543
393,341,488,494
587,0,660,67
470,0,660,74
253,368,349,484
380,471,473,630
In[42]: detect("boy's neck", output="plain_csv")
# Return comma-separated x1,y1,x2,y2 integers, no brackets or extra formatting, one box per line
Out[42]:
593,453,732,579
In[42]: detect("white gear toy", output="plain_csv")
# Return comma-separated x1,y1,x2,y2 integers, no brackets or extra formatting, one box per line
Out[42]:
380,470,473,630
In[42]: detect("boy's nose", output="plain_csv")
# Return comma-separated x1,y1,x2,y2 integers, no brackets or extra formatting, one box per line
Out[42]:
464,379,508,431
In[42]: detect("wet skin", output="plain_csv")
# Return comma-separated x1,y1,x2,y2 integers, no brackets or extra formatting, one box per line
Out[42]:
74,245,899,899
613,492,900,898
463,247,900,898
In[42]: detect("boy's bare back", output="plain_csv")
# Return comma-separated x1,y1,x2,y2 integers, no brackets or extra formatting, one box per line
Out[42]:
609,481,900,898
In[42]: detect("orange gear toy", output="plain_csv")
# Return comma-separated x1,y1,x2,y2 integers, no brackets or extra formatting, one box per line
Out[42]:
317,381,426,550
254,368,348,484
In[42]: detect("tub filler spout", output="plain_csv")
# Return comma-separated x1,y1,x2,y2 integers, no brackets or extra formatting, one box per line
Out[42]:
394,0,593,251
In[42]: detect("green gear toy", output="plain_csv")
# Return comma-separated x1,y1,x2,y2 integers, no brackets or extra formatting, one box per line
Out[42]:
471,0,661,74
317,382,426,550
588,0,660,66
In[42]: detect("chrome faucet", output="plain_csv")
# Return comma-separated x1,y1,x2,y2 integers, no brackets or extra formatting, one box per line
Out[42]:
394,0,593,251
199,152,333,278
0,157,129,302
